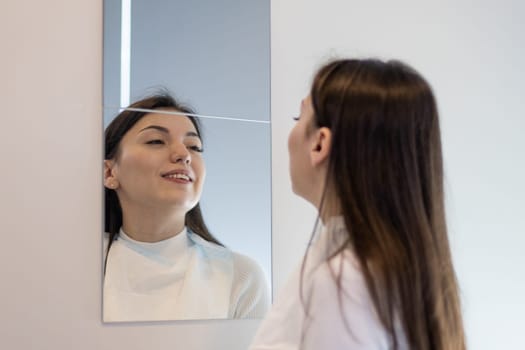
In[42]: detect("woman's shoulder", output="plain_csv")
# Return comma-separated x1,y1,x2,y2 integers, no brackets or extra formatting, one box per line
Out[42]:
301,250,394,348
186,231,267,281
187,232,264,272
187,231,233,259
230,251,267,281
311,249,365,291
229,251,270,318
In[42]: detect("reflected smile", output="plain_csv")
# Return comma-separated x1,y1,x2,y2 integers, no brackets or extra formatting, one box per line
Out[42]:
164,173,191,181
161,170,194,183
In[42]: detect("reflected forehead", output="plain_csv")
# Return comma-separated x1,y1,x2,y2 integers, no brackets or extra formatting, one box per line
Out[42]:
133,111,198,135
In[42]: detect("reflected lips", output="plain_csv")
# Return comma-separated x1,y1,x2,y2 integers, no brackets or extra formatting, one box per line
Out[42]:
161,170,193,184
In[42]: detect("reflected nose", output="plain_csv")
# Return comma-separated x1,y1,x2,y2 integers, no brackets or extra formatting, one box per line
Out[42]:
170,144,191,164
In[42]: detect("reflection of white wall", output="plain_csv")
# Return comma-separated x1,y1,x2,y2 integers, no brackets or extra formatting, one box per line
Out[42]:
3,1,524,350
271,1,525,349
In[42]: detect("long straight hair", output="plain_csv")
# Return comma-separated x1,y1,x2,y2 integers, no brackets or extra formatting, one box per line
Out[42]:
308,59,465,350
104,94,222,271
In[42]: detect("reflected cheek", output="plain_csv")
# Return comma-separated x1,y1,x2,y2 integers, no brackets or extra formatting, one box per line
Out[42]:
193,160,206,193
116,154,145,179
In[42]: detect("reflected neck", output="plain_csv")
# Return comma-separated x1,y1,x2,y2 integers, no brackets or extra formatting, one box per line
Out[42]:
120,203,186,243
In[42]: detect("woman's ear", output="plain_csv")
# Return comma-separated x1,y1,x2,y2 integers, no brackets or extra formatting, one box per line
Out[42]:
309,127,332,167
104,160,119,190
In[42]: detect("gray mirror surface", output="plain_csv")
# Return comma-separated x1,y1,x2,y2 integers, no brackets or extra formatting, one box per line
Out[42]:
104,0,270,122
103,0,271,322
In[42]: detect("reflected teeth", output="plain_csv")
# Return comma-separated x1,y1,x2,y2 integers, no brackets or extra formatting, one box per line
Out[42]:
165,173,190,181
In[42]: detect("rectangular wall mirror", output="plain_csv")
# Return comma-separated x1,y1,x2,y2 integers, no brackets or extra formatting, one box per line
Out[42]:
103,0,271,322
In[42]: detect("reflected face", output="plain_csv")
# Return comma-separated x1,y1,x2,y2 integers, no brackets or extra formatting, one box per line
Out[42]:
106,111,205,212
288,96,316,202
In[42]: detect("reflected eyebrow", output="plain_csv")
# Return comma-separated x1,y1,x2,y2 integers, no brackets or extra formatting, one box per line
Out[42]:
139,125,201,139
185,131,200,138
139,125,169,134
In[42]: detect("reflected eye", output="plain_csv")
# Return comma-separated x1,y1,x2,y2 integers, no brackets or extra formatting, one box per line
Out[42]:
187,145,204,153
293,116,300,121
146,139,165,145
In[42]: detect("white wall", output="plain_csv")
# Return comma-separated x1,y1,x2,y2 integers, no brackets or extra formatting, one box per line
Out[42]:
2,0,524,349
271,1,525,349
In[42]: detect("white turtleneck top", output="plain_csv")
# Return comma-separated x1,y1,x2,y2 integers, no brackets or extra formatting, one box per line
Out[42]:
249,216,408,350
103,227,270,322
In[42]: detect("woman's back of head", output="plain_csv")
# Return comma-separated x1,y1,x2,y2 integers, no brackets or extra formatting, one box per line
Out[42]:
310,59,465,350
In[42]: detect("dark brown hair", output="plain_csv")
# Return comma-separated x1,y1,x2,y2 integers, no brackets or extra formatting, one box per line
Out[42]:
307,59,465,349
104,94,222,270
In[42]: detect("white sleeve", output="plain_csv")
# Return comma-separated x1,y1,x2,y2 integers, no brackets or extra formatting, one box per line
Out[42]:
301,252,391,350
230,253,271,319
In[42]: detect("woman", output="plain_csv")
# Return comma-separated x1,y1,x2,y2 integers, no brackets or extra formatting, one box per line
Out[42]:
103,94,269,322
250,59,465,349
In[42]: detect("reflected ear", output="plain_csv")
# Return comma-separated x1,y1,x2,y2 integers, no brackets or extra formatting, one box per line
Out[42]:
104,159,119,190
309,127,332,167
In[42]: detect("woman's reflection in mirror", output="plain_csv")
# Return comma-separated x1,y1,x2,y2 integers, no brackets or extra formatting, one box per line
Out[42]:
103,93,269,321
250,59,466,350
